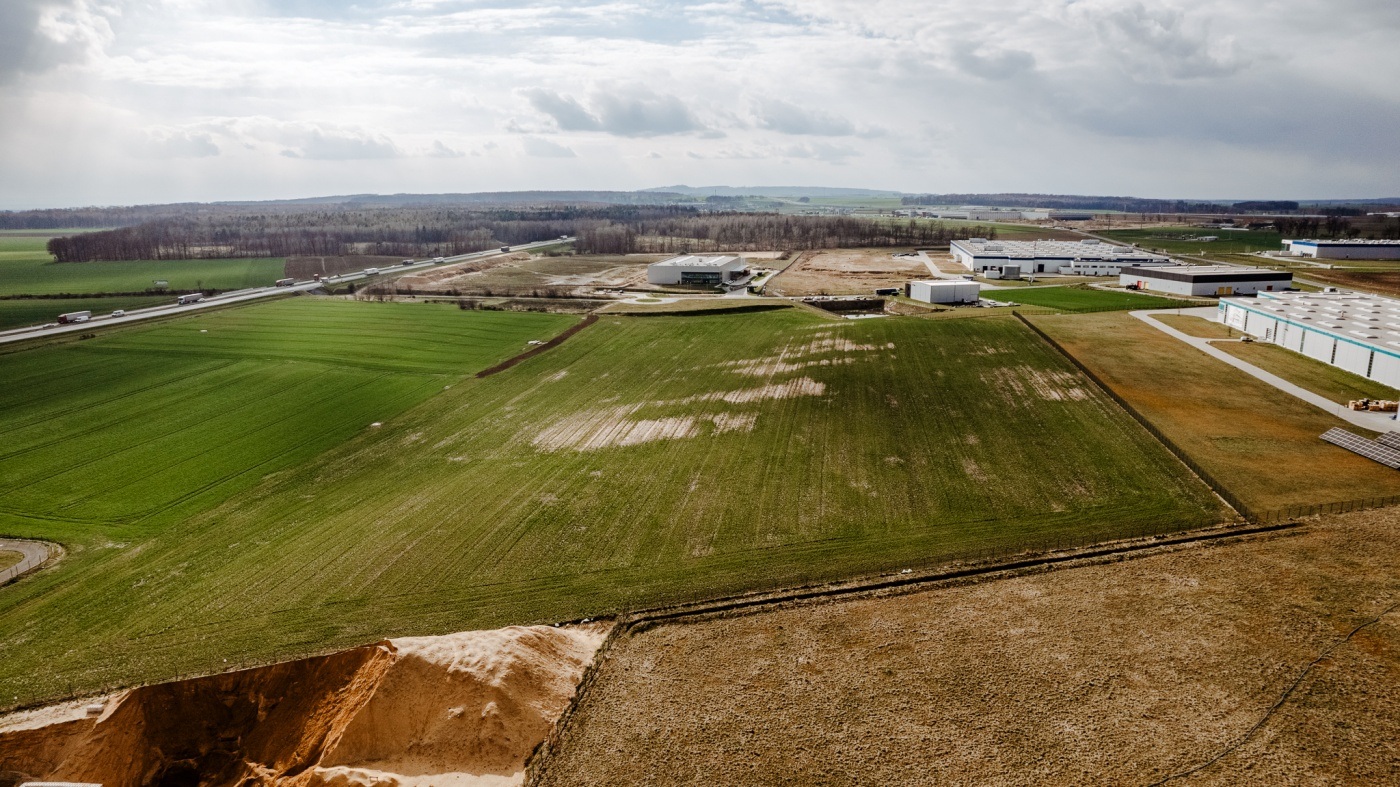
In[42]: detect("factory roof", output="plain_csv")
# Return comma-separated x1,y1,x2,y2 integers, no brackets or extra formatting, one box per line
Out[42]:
650,255,745,268
952,239,1169,261
1285,239,1400,247
1121,265,1292,283
1224,290,1400,355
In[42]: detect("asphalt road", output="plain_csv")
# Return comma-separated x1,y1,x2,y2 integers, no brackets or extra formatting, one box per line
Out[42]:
0,539,54,585
0,237,572,346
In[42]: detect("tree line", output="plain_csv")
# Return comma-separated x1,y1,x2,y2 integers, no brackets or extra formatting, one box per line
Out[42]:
574,215,995,254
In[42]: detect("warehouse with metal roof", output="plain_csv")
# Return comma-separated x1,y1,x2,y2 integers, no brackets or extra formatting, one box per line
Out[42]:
646,255,748,286
1119,265,1292,297
1282,239,1400,260
1218,290,1400,389
951,238,1172,277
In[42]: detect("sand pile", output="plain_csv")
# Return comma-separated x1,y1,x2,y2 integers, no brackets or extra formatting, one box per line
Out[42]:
0,624,609,787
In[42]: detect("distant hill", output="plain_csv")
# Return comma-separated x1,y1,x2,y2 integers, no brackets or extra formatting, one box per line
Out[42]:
643,185,903,198
216,191,690,207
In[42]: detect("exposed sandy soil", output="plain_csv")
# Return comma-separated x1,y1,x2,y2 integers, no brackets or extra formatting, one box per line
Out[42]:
0,624,610,787
765,249,929,296
535,509,1400,785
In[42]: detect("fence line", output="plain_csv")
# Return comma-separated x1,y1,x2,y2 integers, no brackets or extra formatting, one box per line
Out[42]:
0,541,53,585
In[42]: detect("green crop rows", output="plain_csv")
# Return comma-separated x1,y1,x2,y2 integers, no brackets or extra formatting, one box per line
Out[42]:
0,235,287,296
984,286,1199,312
0,306,1226,706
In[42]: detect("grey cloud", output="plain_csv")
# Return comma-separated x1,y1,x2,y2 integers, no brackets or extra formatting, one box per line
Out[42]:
526,87,705,137
951,43,1036,81
133,129,220,159
278,128,400,160
524,89,602,131
521,136,576,158
0,0,113,82
755,99,856,136
427,140,465,158
780,142,858,163
1078,1,1245,79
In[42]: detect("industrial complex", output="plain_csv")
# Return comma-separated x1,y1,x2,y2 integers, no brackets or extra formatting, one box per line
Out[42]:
1282,239,1400,259
951,238,1171,278
1219,290,1400,389
646,255,749,286
907,280,981,304
1121,265,1292,297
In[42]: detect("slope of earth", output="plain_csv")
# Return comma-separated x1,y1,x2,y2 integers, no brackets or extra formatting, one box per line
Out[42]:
536,509,1400,786
0,310,1225,707
1030,311,1400,512
0,623,609,787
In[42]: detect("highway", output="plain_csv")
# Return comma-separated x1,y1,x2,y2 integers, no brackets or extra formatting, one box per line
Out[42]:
0,237,571,346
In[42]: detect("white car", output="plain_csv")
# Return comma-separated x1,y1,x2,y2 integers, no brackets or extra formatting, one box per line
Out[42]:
111,309,125,317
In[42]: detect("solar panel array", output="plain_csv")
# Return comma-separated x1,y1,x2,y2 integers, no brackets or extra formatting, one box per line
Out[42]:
1321,428,1400,469
1377,431,1400,450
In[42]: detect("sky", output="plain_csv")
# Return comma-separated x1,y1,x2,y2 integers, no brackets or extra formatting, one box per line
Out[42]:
2,0,1399,209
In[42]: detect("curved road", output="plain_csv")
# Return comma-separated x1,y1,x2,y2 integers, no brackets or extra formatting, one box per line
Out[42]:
0,538,56,585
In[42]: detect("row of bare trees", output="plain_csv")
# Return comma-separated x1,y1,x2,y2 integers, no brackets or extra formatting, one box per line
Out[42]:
574,215,996,254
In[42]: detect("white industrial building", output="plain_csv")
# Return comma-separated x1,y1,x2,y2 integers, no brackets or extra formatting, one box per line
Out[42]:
1281,239,1400,260
1119,265,1292,297
646,255,748,286
950,238,1172,277
1219,291,1400,389
908,280,981,304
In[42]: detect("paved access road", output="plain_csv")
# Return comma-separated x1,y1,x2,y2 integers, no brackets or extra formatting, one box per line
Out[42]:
0,237,572,346
0,539,55,585
1132,307,1395,432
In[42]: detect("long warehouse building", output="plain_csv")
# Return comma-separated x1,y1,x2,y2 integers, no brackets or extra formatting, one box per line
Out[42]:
1120,265,1292,297
1282,239,1400,260
1219,290,1400,389
951,238,1171,277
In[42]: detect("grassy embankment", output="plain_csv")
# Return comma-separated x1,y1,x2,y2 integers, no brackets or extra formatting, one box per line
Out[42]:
0,235,287,296
1096,227,1284,256
0,309,1224,706
1031,312,1400,512
984,286,1201,312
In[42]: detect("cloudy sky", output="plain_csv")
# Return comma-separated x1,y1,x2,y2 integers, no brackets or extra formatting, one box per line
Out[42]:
2,0,1398,208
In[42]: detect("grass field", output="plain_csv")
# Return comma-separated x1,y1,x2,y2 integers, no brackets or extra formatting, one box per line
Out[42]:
0,551,21,572
0,310,1226,706
0,235,287,296
984,286,1200,312
1031,312,1400,512
1097,228,1284,255
1213,341,1400,403
1149,314,1237,338
0,296,173,331
0,299,576,545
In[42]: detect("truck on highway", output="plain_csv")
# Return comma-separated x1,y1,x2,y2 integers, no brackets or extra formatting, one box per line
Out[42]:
57,310,91,324
363,267,380,275
500,246,510,252
275,277,295,287
177,293,204,305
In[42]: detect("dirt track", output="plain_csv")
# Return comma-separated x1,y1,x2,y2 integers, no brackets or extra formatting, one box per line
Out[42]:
765,249,928,296
535,509,1400,785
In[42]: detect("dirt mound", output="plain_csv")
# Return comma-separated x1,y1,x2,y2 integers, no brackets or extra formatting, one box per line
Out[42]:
0,624,609,787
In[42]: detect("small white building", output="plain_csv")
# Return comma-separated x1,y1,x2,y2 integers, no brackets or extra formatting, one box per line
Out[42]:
646,255,748,286
1219,290,1400,389
908,280,980,304
951,238,1172,276
1282,239,1400,260
1119,265,1292,297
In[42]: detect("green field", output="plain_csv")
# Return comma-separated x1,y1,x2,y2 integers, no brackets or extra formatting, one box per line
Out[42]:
0,296,173,331
0,299,576,545
0,308,1226,706
1097,228,1284,255
0,235,287,296
984,286,1200,312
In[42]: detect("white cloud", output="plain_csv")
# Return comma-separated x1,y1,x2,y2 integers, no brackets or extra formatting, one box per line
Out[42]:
0,0,1397,207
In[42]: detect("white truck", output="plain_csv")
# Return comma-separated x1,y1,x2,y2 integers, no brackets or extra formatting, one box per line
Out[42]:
57,310,91,324
177,293,204,305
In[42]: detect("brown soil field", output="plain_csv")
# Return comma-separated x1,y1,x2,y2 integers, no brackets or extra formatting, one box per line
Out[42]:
535,509,1400,786
405,254,670,296
1031,311,1400,512
1303,269,1400,298
284,255,402,279
0,623,610,787
765,249,929,296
